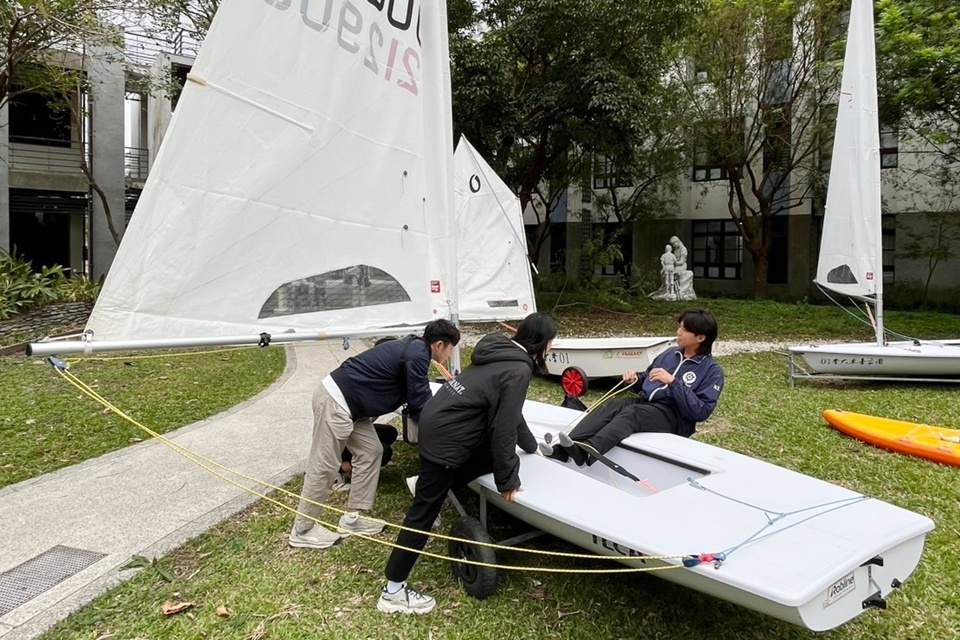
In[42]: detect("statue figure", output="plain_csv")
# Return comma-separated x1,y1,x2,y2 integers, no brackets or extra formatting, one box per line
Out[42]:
651,236,697,301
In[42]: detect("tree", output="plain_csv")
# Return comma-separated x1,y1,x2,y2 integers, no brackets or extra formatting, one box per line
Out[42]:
449,0,702,265
876,0,960,164
677,0,844,299
0,0,131,111
895,162,960,304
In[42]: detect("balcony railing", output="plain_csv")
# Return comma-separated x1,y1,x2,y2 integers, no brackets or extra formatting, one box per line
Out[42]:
9,136,86,174
125,147,149,180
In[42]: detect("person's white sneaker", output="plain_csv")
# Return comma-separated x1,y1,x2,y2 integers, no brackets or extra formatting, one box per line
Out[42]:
337,513,384,536
376,584,436,614
288,524,342,549
332,471,351,493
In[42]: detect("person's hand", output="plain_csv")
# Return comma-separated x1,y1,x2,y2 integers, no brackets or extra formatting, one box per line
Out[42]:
501,487,523,502
622,370,638,384
647,367,675,385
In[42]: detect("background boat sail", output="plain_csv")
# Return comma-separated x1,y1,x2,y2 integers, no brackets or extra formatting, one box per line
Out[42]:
30,0,458,356
788,0,960,379
453,135,537,323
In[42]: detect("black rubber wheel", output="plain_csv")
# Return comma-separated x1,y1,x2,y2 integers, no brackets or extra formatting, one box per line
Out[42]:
448,516,498,600
560,366,589,397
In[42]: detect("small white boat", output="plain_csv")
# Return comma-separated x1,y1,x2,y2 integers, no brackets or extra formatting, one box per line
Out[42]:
544,337,677,396
452,139,676,394
787,0,960,381
456,398,933,632
790,340,960,378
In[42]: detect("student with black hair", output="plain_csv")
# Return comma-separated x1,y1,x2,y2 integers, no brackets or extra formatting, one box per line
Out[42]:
377,312,558,615
289,319,461,550
543,309,723,466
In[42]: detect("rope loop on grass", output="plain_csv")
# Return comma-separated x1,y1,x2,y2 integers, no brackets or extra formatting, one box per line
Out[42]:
50,364,696,575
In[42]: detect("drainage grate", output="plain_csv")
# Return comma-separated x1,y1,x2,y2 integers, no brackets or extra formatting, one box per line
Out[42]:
0,546,107,617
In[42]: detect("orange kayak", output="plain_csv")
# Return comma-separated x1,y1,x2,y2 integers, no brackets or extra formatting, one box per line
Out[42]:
823,409,960,467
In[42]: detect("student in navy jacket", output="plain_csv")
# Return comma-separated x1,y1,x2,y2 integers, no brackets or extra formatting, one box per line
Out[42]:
377,312,558,615
289,319,460,551
544,309,723,466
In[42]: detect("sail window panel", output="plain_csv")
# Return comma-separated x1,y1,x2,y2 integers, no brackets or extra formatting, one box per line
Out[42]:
258,267,410,319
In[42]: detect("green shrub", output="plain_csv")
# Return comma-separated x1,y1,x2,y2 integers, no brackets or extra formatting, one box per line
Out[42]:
0,251,100,320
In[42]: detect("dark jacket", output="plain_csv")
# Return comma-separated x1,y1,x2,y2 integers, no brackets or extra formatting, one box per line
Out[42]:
418,334,538,492
330,335,432,421
637,346,724,437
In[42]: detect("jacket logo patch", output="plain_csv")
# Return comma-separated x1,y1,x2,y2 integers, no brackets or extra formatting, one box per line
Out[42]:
682,371,697,385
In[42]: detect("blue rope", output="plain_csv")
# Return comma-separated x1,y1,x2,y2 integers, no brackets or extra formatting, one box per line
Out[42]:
686,477,872,564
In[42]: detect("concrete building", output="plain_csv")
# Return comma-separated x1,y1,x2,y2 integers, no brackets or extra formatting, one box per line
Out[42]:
0,31,196,280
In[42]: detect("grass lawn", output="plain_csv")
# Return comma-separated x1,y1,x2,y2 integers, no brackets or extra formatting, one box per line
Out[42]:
0,347,286,488
11,298,960,639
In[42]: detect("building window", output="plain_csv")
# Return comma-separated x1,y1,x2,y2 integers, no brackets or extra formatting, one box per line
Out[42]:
9,90,72,147
692,119,741,182
549,222,567,273
595,223,632,278
882,216,895,284
768,216,789,284
880,126,898,169
692,149,728,182
693,220,742,280
593,156,632,190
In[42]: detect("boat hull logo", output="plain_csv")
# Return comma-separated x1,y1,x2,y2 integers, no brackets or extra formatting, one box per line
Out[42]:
823,572,856,607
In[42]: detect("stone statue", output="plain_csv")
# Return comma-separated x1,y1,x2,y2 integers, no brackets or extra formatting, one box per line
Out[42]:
650,236,697,301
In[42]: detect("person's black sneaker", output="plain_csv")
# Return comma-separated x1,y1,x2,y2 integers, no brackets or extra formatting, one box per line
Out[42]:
538,440,569,462
558,432,588,467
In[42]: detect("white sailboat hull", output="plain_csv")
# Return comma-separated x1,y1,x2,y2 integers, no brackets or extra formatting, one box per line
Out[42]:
467,399,932,631
789,341,960,376
544,337,677,379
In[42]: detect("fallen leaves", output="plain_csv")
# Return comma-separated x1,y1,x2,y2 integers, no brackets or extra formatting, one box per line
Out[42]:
216,605,232,617
161,600,194,615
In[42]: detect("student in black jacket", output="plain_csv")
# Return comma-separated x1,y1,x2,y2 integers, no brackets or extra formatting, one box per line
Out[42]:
289,319,460,551
376,312,558,615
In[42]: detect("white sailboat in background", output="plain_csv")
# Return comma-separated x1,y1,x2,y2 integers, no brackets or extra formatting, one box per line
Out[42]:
25,0,934,631
453,135,537,322
453,135,674,396
787,0,960,381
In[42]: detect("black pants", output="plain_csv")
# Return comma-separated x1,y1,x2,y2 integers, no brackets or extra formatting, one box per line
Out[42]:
384,451,493,583
568,397,679,456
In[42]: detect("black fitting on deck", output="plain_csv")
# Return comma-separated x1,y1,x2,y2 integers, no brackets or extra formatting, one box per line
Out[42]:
258,332,272,347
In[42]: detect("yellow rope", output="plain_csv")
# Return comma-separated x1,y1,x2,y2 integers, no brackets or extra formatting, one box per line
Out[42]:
53,366,689,574
65,345,255,366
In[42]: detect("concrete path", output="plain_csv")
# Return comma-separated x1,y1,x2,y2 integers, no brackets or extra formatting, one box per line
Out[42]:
0,340,362,639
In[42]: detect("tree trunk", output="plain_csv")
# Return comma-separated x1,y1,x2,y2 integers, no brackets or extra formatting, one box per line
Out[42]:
751,247,769,300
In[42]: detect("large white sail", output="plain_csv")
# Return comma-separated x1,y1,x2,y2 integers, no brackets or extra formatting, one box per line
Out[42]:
85,0,456,342
814,0,882,305
454,135,536,321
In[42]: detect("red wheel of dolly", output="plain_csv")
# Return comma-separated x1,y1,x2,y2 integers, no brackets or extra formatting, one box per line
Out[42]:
560,366,588,397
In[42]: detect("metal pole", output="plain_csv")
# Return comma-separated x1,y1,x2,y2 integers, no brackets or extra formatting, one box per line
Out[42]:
26,326,426,357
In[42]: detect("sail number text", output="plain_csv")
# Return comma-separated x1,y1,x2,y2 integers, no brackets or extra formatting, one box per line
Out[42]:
266,0,421,96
